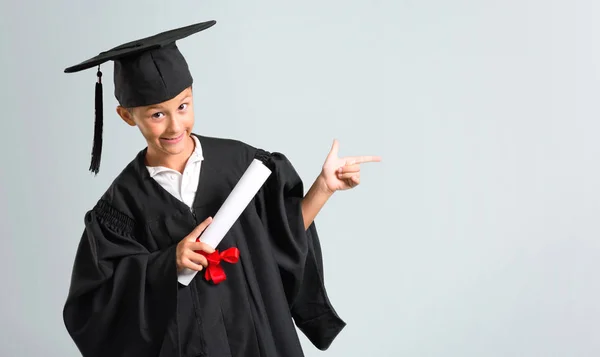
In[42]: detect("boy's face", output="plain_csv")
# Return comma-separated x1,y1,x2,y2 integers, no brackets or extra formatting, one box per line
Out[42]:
117,87,194,159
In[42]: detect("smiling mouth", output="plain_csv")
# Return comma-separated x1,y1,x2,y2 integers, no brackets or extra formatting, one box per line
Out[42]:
161,133,185,141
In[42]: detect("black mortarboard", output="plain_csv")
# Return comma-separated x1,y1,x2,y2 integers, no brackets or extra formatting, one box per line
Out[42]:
64,20,216,174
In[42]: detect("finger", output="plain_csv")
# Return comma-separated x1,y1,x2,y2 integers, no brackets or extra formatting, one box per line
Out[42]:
189,241,215,254
182,258,204,271
327,139,340,159
345,155,382,164
351,175,360,185
338,172,360,180
186,252,209,267
187,216,213,241
338,164,360,173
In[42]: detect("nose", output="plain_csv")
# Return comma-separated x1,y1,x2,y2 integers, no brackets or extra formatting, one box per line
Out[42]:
167,115,183,133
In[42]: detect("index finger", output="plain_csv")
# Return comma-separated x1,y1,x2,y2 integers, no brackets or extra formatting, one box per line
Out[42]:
190,241,216,254
187,216,213,241
346,155,382,164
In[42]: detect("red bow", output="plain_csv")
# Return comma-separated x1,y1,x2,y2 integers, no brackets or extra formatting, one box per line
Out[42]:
195,240,240,284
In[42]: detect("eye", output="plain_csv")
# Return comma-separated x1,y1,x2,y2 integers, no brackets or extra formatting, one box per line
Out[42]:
151,112,165,119
179,103,188,111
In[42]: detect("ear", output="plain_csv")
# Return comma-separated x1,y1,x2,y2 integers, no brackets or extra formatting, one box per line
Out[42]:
116,106,136,126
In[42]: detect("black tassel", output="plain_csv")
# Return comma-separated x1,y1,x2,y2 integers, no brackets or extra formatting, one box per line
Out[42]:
90,66,103,175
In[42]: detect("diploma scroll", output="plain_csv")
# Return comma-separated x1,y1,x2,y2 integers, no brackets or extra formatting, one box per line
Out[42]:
178,158,272,286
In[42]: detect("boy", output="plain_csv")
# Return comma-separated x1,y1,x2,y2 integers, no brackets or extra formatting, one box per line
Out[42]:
63,20,380,357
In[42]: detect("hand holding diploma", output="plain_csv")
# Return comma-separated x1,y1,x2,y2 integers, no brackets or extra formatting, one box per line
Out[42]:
176,217,215,273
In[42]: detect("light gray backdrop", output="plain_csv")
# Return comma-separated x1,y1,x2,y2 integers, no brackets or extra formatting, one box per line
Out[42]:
1,0,599,356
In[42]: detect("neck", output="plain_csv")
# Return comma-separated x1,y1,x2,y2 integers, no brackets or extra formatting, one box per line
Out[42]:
145,135,195,173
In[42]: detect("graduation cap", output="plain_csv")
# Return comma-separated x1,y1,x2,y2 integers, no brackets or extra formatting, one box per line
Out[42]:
64,20,217,174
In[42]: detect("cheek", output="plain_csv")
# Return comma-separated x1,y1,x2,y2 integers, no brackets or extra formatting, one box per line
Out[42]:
140,121,165,139
182,112,194,129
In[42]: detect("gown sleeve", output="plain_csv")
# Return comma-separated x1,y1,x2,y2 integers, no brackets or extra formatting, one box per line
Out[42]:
62,199,179,357
255,149,346,351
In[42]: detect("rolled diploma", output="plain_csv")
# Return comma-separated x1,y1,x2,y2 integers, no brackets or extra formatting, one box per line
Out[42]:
178,158,272,286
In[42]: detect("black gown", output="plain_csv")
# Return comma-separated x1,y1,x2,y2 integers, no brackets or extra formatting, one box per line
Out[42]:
62,134,346,357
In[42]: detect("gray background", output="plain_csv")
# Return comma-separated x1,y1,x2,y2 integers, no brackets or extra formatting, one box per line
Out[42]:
1,0,599,356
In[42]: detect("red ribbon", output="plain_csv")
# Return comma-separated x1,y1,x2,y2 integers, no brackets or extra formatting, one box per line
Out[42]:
195,240,240,284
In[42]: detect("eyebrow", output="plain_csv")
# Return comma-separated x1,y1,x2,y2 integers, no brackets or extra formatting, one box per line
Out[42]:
144,105,164,112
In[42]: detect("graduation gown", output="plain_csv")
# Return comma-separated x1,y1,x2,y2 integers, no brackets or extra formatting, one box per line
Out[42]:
62,134,346,357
